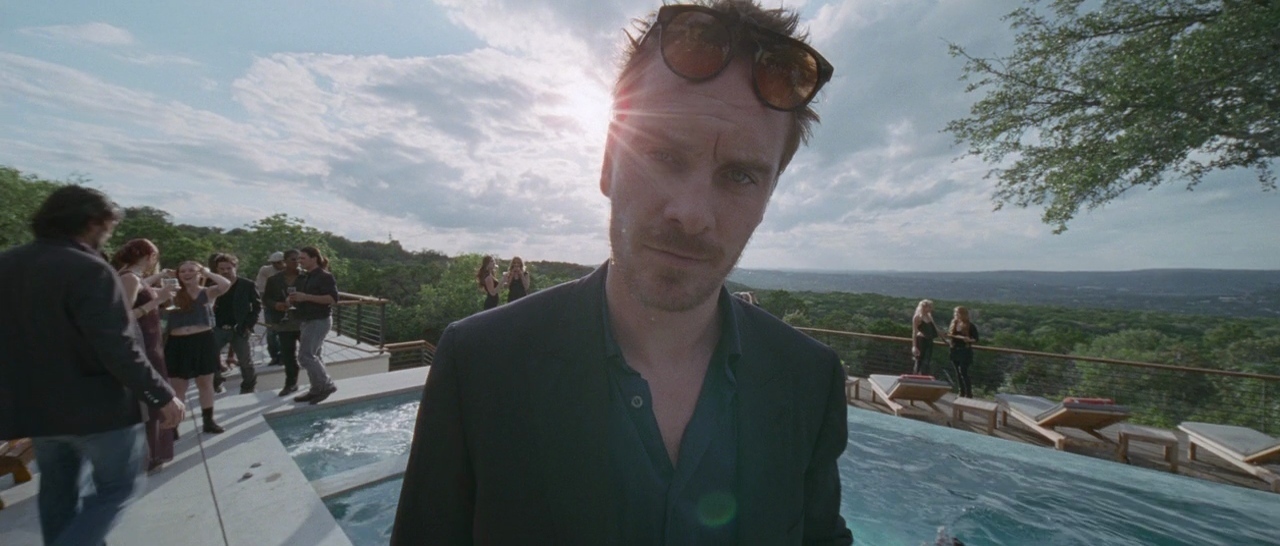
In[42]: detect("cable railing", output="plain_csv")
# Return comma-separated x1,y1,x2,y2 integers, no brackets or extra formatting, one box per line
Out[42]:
329,292,437,370
385,340,437,371
333,292,389,347
797,327,1280,434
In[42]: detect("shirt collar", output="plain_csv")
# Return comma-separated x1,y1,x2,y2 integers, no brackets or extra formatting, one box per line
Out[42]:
600,270,742,383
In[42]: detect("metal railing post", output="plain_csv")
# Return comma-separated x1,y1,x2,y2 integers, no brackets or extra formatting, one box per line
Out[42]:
379,302,386,348
1263,381,1269,434
351,304,361,344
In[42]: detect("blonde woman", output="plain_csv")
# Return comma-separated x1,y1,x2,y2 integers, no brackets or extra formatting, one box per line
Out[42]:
947,306,981,398
164,261,232,433
911,299,943,374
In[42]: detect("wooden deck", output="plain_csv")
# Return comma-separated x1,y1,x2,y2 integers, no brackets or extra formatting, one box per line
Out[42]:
846,381,1279,494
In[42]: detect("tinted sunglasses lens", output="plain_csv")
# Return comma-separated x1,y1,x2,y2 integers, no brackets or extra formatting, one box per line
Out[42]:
661,11,732,79
754,42,822,110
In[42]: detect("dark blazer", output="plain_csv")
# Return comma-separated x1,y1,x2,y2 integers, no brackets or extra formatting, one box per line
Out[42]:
262,271,297,326
216,276,261,332
0,238,174,440
392,265,852,545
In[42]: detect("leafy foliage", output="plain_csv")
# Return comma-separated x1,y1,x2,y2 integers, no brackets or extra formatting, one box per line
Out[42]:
0,167,62,247
947,0,1280,232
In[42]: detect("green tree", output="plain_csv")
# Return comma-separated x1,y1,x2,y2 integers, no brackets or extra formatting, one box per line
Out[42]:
227,214,346,277
947,0,1280,232
416,253,489,339
110,206,217,267
0,167,61,247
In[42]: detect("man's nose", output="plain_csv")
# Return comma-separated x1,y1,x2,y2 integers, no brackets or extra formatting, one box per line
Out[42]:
660,172,716,235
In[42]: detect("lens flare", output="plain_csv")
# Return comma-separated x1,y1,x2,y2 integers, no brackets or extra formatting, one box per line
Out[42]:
696,491,737,527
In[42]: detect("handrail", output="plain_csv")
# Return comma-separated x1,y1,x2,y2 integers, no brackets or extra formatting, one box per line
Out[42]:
797,326,1278,433
384,340,436,351
337,292,389,304
797,327,1280,382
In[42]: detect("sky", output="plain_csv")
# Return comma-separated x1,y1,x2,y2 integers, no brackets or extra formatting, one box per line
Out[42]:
2,0,1276,272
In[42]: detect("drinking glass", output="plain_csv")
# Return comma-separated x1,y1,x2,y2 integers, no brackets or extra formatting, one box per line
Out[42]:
163,278,181,311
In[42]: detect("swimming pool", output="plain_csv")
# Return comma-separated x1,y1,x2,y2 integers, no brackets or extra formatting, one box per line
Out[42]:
273,397,1279,545
267,390,419,481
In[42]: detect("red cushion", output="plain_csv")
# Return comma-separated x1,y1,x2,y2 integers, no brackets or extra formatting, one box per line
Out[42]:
1064,397,1114,405
899,374,935,380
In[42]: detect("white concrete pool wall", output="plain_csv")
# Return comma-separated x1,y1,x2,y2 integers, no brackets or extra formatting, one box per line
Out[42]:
0,367,429,546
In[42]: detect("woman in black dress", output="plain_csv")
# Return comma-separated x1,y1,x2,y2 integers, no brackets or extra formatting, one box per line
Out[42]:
502,256,531,303
911,299,942,374
477,256,499,310
947,306,980,398
113,239,180,471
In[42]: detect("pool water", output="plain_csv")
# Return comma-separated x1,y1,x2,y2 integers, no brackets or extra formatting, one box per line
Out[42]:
276,397,1280,545
326,477,403,546
267,391,419,481
841,409,1278,545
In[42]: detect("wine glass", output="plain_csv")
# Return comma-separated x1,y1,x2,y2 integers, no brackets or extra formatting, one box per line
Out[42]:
163,278,181,311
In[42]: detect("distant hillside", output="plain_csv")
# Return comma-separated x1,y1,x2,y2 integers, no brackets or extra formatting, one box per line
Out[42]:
729,269,1280,318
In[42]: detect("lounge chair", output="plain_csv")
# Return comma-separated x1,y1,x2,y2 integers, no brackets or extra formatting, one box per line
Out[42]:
995,394,1130,449
1178,422,1280,493
0,438,35,510
865,374,952,416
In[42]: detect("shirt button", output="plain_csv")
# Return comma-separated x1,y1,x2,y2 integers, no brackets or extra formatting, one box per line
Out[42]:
630,395,644,409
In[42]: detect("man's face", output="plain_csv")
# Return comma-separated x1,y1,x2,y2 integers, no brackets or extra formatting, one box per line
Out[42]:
217,261,237,279
299,253,315,270
85,218,118,250
272,261,285,271
284,255,299,272
602,55,790,312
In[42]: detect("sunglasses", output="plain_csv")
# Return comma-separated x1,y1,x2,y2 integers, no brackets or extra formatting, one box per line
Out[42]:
638,4,834,112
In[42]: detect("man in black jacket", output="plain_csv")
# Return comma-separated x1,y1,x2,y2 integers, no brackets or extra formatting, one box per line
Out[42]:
391,1,849,544
0,185,185,546
212,253,261,393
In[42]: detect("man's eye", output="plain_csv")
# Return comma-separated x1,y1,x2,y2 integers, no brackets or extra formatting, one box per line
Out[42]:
725,169,757,186
646,150,679,165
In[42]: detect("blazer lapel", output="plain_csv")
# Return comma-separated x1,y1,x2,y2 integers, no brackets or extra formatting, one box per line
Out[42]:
736,327,798,543
524,266,617,543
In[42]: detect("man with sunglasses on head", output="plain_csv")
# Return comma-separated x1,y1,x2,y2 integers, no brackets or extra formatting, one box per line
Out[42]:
393,1,850,544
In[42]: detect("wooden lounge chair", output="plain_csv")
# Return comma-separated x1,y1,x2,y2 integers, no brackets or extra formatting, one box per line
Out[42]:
865,374,952,416
0,438,35,510
995,394,1130,450
1178,422,1280,493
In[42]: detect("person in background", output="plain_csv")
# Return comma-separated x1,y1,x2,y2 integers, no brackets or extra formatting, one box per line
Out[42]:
912,299,944,375
263,249,303,396
947,306,980,398
166,260,232,433
207,253,237,382
477,255,499,310
392,1,848,542
212,253,261,394
289,246,340,404
112,239,181,473
501,256,532,303
255,251,286,366
0,185,184,546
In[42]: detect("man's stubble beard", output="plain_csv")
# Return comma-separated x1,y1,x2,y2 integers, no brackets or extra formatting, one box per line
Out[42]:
608,210,747,313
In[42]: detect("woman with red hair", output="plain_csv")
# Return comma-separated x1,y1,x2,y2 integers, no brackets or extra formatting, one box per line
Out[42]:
165,260,232,433
111,239,180,472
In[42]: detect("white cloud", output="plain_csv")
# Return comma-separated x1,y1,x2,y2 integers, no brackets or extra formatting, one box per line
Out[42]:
1,0,1276,271
20,22,136,46
111,52,199,66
